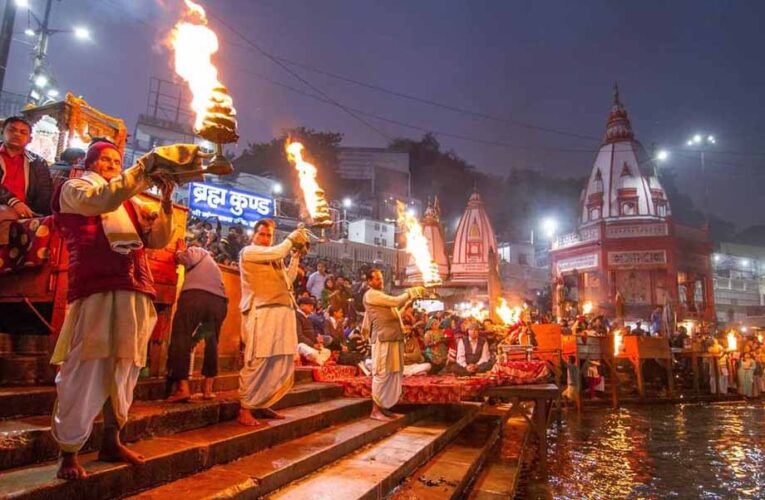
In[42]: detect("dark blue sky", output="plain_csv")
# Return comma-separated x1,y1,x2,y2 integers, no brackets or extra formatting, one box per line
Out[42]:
4,0,764,227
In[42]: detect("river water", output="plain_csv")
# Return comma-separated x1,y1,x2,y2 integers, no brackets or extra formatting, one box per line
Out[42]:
525,402,765,499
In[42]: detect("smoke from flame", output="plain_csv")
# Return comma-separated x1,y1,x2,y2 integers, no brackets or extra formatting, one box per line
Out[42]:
170,0,230,130
286,142,323,221
397,201,441,287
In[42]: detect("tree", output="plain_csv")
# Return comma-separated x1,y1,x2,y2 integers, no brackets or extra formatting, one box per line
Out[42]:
232,127,344,198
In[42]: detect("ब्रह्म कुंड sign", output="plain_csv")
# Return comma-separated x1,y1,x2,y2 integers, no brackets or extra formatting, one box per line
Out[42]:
188,182,274,227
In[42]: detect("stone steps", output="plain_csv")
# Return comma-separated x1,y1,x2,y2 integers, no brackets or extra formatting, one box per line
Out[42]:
0,382,341,471
467,413,532,499
0,397,372,500
388,414,502,500
128,406,436,499
269,403,482,500
0,367,316,419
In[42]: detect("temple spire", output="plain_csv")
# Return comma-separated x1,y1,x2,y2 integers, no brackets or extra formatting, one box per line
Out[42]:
604,82,634,144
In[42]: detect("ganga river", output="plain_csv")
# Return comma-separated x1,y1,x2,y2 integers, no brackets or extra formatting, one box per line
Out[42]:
523,401,765,499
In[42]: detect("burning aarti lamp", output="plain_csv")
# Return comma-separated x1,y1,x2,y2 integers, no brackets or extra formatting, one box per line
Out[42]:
147,87,238,186
196,85,238,176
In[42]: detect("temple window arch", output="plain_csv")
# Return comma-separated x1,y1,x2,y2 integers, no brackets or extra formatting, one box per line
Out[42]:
589,207,601,220
593,169,603,193
620,162,631,177
622,202,636,215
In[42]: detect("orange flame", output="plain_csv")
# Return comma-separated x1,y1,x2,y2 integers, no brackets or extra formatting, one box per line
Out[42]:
285,142,327,222
496,298,521,325
397,201,441,287
170,0,234,131
582,301,593,315
727,331,737,351
614,328,623,356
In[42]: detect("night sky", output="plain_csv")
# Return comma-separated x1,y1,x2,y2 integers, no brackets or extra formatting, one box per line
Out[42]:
4,0,764,228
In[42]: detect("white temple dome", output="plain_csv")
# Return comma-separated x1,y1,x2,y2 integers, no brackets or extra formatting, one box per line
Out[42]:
580,83,671,225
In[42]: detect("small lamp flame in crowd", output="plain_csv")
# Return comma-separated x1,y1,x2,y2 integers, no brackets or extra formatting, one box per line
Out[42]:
496,297,522,325
726,331,738,352
285,142,333,239
170,0,238,179
613,328,623,356
396,201,442,289
582,301,593,315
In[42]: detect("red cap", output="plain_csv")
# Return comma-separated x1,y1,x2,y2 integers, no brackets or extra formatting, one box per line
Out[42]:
84,141,120,169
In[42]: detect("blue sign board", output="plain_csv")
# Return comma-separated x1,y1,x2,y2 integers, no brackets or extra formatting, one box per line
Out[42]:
188,182,274,227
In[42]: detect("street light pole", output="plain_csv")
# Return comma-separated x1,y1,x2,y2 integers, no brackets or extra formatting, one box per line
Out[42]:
26,0,53,103
687,134,715,223
0,1,18,94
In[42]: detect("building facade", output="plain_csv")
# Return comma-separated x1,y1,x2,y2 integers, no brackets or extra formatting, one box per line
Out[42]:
348,219,396,248
713,242,765,323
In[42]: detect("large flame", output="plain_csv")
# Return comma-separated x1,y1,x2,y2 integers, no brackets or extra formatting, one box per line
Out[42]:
397,201,442,287
171,0,228,130
727,331,738,351
614,328,623,356
582,301,593,315
496,298,522,325
286,142,325,221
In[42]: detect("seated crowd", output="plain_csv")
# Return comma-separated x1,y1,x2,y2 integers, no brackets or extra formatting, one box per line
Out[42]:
290,263,506,377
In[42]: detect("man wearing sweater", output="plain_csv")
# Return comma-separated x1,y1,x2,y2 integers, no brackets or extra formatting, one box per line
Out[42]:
166,245,228,402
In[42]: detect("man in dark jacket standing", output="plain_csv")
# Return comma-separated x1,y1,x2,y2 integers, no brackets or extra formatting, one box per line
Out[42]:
0,116,52,218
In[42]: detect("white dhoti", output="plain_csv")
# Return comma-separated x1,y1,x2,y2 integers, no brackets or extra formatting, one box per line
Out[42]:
710,367,729,394
239,306,296,409
371,341,404,409
297,343,331,366
239,355,294,409
403,362,431,376
51,290,156,453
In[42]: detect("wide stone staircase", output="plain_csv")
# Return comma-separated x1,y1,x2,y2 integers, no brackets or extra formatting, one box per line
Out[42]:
0,366,533,499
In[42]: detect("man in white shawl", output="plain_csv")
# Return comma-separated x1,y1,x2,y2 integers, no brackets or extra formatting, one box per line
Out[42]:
238,218,310,426
362,268,424,421
50,140,182,480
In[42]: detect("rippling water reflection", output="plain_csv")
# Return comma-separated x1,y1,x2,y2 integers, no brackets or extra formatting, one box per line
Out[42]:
531,402,765,499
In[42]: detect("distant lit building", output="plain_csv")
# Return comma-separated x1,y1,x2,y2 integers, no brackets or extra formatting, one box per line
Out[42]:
498,242,549,302
713,242,765,323
348,219,395,248
337,147,421,220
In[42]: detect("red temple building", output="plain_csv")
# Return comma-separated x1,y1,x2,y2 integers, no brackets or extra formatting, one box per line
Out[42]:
549,85,715,322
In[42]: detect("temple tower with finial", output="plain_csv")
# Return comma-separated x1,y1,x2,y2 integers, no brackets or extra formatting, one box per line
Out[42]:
450,188,498,285
549,84,715,323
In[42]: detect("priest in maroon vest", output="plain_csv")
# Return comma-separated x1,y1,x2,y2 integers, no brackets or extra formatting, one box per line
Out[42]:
50,140,176,480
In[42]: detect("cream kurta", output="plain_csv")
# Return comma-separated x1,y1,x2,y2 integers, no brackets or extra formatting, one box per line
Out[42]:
366,288,411,409
239,239,299,358
238,239,299,409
